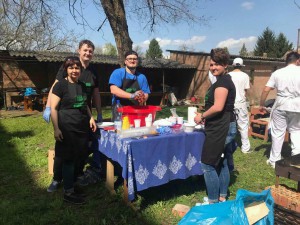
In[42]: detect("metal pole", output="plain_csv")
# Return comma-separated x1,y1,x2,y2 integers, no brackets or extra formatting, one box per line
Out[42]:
298,29,300,53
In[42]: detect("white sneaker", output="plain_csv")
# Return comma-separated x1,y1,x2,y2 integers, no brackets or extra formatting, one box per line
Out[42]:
242,149,253,154
195,197,209,206
266,159,275,169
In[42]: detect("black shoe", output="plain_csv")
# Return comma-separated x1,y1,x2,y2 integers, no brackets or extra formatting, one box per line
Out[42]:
74,186,87,198
63,192,86,205
47,180,61,193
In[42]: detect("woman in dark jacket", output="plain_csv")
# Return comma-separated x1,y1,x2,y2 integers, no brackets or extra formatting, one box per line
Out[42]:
195,48,236,204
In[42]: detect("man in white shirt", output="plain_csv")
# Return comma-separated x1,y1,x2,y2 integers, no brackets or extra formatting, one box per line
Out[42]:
229,58,251,153
260,51,300,168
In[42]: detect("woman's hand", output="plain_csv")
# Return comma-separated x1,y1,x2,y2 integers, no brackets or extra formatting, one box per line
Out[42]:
90,117,97,132
194,112,204,124
54,128,63,142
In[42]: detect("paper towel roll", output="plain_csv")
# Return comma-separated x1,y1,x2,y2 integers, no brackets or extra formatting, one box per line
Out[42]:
188,107,197,124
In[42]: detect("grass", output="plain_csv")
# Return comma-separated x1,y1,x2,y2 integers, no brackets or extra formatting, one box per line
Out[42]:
0,106,297,225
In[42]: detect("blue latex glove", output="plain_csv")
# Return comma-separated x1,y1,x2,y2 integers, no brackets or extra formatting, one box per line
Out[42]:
97,113,103,123
43,107,51,123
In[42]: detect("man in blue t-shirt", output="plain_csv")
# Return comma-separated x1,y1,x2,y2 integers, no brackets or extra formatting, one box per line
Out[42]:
109,51,150,106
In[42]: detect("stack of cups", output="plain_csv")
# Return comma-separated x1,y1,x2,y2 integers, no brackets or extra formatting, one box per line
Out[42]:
145,114,152,127
122,116,130,130
134,119,141,128
177,117,183,125
188,107,197,125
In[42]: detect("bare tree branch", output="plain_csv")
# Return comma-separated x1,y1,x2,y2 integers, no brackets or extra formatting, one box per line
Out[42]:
0,0,78,51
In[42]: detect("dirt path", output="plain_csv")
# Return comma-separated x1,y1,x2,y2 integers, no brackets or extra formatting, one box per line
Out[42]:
0,110,41,119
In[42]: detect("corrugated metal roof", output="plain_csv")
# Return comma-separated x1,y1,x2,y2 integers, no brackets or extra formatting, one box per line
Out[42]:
0,50,196,69
167,50,285,62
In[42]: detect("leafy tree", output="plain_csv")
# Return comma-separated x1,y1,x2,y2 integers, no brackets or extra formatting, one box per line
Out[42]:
94,46,103,55
254,27,277,57
0,0,77,51
103,43,117,56
275,33,293,58
239,43,248,57
146,39,163,59
254,27,294,58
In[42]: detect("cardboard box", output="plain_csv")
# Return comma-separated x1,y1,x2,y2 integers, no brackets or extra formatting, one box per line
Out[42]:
48,149,55,175
172,204,190,217
244,201,269,225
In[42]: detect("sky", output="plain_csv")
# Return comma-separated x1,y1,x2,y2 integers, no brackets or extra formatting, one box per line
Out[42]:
60,0,300,56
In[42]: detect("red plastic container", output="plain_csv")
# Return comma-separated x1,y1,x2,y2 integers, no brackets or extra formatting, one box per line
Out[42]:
118,105,162,127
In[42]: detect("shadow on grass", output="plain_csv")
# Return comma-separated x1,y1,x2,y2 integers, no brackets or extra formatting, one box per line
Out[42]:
0,118,158,225
254,140,291,159
137,175,206,208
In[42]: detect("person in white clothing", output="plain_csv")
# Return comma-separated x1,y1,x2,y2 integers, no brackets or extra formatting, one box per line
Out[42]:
229,58,251,153
259,51,300,168
208,70,217,85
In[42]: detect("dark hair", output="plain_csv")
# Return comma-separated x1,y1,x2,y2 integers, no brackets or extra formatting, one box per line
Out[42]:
125,50,138,58
79,39,95,50
210,48,230,66
285,51,300,65
63,56,82,71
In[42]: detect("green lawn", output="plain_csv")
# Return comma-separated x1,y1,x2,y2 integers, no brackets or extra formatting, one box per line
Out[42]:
0,106,296,225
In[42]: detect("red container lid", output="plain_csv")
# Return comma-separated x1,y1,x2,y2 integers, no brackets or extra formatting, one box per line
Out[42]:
118,105,161,113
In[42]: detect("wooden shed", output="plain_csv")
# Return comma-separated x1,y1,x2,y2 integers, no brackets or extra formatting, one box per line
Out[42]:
0,50,196,109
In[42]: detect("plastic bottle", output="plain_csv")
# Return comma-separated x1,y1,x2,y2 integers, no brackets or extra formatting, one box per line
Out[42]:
113,100,122,131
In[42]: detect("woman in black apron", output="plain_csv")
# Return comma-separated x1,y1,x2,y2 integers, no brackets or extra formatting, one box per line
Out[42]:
194,48,236,204
50,56,96,205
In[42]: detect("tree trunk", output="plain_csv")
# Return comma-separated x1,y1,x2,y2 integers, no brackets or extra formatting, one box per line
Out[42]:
100,0,133,67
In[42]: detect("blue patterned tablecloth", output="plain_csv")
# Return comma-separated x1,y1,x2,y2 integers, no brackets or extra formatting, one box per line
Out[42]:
99,130,205,201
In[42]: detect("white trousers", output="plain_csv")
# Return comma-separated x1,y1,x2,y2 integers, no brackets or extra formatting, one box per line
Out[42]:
269,109,300,163
235,103,251,152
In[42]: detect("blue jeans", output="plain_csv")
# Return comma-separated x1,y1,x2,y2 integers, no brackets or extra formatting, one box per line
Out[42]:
225,122,237,171
201,158,230,203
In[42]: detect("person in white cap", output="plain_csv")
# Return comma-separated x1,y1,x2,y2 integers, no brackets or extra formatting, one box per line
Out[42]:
260,51,300,168
228,57,251,153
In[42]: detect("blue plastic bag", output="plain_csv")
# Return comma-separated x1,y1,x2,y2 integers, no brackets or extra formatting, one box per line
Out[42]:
178,189,274,225
24,87,37,96
178,200,240,225
232,189,274,225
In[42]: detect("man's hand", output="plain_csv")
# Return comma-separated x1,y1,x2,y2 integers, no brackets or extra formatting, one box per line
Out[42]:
43,107,51,123
131,90,146,104
97,113,103,123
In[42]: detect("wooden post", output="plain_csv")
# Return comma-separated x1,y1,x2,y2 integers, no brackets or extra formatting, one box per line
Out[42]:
106,159,116,194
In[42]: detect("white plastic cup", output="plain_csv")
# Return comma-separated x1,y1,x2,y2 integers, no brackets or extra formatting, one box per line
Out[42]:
177,117,183,125
170,116,177,125
134,119,141,128
145,117,152,127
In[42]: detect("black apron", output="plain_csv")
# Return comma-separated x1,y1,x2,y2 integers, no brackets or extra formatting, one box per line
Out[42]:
55,80,89,160
115,70,141,106
201,111,231,167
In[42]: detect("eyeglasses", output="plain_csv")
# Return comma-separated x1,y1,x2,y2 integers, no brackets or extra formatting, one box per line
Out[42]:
126,58,138,61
